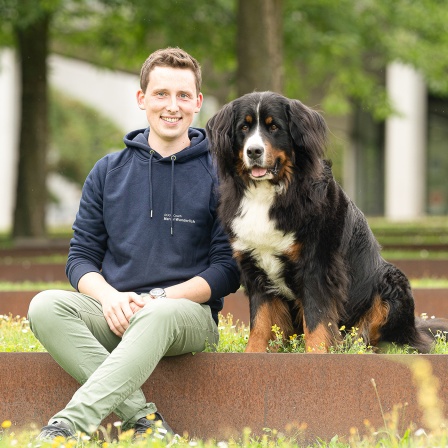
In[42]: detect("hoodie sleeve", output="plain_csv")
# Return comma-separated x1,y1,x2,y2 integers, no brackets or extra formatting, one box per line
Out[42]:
65,159,108,290
196,184,241,301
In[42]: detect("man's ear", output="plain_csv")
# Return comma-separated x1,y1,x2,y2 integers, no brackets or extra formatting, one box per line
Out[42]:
136,89,146,110
195,92,204,113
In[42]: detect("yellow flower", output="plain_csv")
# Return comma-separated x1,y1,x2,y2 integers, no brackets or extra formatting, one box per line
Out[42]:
146,413,156,420
339,325,346,331
1,420,12,429
289,334,297,340
52,435,66,446
118,429,134,441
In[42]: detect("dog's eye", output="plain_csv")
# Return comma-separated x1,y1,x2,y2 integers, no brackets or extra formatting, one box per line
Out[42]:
242,125,249,132
269,124,278,132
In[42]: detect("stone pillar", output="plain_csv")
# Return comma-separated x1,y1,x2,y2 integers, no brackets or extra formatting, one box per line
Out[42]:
385,62,427,220
0,49,20,231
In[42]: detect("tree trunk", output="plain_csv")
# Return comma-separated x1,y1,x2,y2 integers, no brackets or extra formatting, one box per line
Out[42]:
13,13,50,239
236,0,284,96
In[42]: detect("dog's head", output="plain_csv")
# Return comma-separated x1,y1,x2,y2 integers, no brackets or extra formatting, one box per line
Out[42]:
206,91,327,187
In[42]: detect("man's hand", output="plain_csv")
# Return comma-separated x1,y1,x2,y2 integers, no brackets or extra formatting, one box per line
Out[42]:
101,291,146,337
78,272,148,337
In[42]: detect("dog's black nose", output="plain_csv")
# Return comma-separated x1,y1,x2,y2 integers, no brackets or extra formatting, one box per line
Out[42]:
246,145,264,160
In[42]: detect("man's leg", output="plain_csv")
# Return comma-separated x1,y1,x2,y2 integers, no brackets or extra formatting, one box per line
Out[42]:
29,293,218,434
28,291,158,430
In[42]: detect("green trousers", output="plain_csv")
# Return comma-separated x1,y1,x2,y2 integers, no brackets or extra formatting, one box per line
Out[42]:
28,290,219,434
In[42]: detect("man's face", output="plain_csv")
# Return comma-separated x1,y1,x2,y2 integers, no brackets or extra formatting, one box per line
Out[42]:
136,66,203,151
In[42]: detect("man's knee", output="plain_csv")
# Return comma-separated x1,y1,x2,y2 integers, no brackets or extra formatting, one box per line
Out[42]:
28,290,65,329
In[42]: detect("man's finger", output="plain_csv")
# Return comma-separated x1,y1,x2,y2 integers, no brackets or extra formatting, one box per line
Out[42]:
106,315,124,337
130,293,145,307
108,309,129,335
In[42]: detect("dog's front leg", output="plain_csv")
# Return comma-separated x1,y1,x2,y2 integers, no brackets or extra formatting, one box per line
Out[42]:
245,300,274,352
245,297,292,352
303,317,333,353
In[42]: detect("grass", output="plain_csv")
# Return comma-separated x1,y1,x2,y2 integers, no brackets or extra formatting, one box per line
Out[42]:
5,312,448,355
0,254,69,265
0,315,45,352
410,277,448,288
0,281,72,291
367,216,448,233
1,406,448,448
382,250,448,260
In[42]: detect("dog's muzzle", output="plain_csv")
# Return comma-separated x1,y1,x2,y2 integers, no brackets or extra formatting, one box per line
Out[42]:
246,145,264,161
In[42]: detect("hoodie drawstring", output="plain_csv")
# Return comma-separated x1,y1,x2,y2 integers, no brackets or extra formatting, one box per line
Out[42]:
148,151,176,236
148,150,155,218
170,155,176,236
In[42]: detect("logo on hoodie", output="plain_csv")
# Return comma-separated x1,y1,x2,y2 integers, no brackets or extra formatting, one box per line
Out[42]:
164,214,196,224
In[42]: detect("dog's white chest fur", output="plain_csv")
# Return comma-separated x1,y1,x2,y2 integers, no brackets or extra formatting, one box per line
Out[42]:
231,183,296,299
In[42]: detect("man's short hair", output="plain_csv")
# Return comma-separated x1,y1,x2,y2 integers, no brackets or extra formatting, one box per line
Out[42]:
140,47,202,95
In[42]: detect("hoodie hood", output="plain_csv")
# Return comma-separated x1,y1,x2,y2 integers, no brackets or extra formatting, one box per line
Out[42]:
123,126,210,235
123,127,208,162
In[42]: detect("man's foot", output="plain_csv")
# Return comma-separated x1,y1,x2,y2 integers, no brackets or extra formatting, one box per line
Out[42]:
36,420,75,441
133,412,175,440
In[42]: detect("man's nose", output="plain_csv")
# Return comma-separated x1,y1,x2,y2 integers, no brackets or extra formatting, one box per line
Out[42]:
166,95,179,112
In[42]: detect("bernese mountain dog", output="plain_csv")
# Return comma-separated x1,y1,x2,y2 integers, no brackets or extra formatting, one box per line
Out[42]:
206,91,448,353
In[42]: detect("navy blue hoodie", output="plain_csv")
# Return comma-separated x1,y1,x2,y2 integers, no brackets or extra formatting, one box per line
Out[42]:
66,127,240,323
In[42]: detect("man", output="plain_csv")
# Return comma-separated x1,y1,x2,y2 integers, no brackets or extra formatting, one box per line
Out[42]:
28,47,240,441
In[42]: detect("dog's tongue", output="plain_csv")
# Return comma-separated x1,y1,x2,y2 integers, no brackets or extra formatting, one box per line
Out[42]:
251,167,268,178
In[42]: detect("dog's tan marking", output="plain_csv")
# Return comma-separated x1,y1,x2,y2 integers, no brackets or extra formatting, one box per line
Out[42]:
236,149,250,182
265,116,273,125
263,141,274,156
279,158,295,188
232,249,243,263
284,242,302,263
245,115,253,124
262,147,294,189
245,299,292,352
303,320,333,353
357,295,390,346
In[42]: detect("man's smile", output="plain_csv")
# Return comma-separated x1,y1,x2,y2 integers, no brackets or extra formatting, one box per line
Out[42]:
161,116,181,123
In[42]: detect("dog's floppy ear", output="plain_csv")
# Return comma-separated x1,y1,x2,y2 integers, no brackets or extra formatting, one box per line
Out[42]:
287,99,327,176
206,102,235,178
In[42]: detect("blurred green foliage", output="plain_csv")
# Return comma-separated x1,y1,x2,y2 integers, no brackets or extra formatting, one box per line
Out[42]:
2,0,448,143
49,89,123,186
46,0,448,119
2,0,448,217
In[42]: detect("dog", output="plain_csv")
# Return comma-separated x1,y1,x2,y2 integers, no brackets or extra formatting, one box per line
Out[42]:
206,91,448,353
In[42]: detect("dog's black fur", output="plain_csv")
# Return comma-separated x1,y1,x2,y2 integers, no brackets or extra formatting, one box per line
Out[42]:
206,91,448,353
